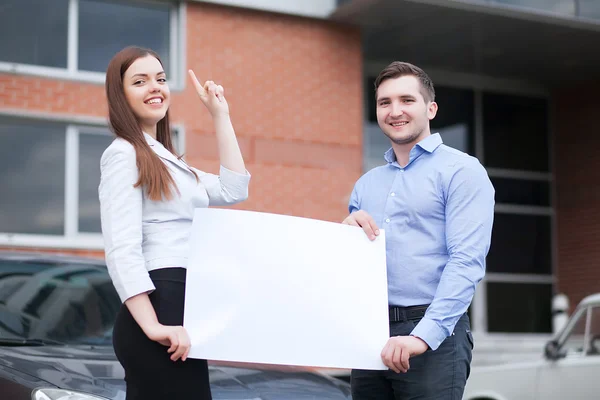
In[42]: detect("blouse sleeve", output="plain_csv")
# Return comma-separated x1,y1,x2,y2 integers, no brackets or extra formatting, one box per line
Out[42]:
191,165,251,206
98,142,155,302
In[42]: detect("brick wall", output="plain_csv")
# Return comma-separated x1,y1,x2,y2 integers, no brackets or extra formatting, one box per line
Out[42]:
0,247,104,259
0,2,363,253
554,84,600,310
180,4,363,221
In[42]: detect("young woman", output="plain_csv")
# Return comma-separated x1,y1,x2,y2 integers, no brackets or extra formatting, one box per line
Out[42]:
99,46,250,399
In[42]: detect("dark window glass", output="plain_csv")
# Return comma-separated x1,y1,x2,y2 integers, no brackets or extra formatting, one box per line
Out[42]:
0,119,66,235
78,131,113,233
366,77,377,123
0,0,69,68
0,259,119,345
578,0,600,19
491,177,551,206
483,93,549,172
365,78,388,171
431,87,474,155
364,122,388,171
487,282,552,333
487,214,551,274
79,0,171,73
492,0,575,15
589,307,600,355
560,308,587,355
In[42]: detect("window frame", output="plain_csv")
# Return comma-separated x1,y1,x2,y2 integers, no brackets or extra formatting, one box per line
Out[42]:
0,110,185,250
0,0,185,89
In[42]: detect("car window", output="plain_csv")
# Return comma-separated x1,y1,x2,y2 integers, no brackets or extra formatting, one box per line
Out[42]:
0,259,120,345
588,306,600,356
558,307,587,357
558,305,600,357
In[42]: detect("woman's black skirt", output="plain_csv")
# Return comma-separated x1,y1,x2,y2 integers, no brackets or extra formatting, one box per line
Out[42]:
112,267,212,400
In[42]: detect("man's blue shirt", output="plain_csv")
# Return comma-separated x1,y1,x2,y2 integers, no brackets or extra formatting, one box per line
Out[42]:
349,133,495,350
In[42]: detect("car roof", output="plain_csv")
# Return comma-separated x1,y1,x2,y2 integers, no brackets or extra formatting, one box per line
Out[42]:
0,250,105,266
580,292,600,307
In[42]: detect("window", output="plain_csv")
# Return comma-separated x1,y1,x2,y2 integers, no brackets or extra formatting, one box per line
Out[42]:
430,87,474,155
482,91,553,334
77,128,116,234
0,0,180,84
483,93,549,172
558,308,587,356
491,0,576,16
363,122,388,171
590,307,600,356
558,306,600,357
487,214,551,275
0,258,120,345
465,0,600,20
0,0,69,68
0,119,67,235
78,0,171,74
363,77,388,171
578,0,600,19
0,116,182,248
490,178,550,206
487,282,553,333
0,118,112,240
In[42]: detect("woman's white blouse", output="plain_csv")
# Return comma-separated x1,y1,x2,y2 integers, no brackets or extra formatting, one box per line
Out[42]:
99,133,250,302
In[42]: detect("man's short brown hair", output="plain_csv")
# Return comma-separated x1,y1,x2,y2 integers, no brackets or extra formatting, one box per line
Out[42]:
374,61,435,103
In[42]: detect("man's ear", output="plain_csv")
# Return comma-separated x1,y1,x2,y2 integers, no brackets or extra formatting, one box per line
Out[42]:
427,101,438,120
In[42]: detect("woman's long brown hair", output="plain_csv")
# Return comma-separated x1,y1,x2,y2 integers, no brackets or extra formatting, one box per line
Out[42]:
105,46,181,201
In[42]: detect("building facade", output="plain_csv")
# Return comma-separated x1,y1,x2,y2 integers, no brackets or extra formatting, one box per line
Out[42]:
2,0,600,366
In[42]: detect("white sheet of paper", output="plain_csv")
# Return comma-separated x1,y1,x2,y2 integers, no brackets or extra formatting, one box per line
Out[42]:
184,208,389,370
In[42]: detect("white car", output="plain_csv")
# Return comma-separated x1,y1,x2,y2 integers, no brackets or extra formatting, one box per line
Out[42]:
463,293,600,400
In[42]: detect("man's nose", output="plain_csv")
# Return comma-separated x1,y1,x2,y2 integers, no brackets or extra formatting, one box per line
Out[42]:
391,102,404,117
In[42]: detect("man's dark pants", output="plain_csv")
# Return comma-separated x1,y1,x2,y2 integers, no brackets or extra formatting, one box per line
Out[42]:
351,313,474,400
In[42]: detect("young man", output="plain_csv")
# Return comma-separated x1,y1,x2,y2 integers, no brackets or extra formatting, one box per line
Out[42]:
343,61,495,399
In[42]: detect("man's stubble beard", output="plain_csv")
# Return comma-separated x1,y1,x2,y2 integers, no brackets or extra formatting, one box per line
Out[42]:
383,125,425,146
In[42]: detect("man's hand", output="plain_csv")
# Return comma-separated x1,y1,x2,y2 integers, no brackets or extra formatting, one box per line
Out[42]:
381,335,429,373
342,210,380,241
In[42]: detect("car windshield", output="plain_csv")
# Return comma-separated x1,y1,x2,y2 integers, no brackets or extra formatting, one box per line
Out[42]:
0,258,119,346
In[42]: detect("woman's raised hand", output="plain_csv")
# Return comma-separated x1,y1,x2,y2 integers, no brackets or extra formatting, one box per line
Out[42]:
188,69,229,117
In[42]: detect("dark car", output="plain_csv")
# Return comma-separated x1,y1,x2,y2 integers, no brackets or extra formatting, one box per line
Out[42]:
0,251,352,399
